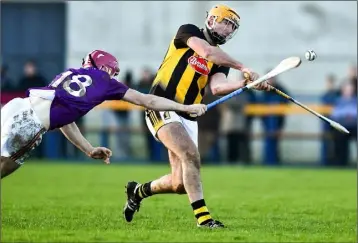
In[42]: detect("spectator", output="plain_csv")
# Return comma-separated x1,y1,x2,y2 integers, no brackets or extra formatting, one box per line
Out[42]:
114,70,134,158
220,74,257,164
331,81,357,167
17,60,47,92
347,64,357,96
136,67,158,161
320,74,339,165
261,71,289,164
1,64,16,92
322,74,339,105
137,67,154,93
17,60,47,159
198,86,221,163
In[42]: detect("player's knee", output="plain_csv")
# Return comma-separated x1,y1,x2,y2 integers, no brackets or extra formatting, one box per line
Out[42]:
172,182,186,194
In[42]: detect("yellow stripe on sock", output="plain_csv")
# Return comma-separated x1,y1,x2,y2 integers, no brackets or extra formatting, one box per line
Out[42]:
194,206,209,215
197,214,212,225
138,188,144,198
141,187,148,197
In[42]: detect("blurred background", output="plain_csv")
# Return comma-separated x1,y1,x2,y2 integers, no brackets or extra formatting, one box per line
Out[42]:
1,1,357,167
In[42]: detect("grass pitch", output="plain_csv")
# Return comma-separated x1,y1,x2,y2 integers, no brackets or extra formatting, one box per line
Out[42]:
1,162,356,242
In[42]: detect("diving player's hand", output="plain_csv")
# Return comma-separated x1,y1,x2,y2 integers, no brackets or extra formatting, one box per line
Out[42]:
185,104,207,117
89,147,113,164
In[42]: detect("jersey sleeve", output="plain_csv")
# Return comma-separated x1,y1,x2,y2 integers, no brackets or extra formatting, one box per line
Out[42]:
210,64,230,77
174,24,204,48
106,78,129,100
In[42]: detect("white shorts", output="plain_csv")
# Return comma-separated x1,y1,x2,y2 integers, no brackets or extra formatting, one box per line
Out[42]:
1,98,46,165
145,110,198,147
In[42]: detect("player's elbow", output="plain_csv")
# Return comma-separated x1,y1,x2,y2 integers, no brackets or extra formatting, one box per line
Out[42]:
188,37,213,60
211,84,224,96
202,46,214,60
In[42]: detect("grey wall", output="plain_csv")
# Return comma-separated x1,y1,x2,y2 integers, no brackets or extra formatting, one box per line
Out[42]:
67,1,357,162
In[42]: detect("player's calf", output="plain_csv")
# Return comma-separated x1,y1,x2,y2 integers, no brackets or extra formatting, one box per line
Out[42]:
172,181,186,194
123,171,186,223
135,150,187,198
135,175,186,199
123,175,186,223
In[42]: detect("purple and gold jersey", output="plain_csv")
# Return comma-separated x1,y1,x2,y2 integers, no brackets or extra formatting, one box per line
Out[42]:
27,67,129,130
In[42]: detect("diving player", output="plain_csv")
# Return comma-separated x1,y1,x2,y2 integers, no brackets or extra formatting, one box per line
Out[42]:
1,50,207,179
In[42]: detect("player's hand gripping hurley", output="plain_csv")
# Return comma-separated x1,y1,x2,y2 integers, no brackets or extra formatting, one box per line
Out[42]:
207,56,302,109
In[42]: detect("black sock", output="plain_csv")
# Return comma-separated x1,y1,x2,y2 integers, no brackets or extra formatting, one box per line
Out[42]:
191,199,212,225
135,182,153,200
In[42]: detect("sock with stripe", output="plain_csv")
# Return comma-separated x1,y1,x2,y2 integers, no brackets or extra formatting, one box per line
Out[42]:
191,199,213,225
135,182,153,200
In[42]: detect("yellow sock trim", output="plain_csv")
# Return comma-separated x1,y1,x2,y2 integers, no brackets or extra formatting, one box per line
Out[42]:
194,206,208,215
138,188,144,198
197,214,212,225
141,187,148,197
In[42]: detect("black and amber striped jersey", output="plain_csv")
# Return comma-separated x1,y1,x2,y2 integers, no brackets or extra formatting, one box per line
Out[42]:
150,24,230,120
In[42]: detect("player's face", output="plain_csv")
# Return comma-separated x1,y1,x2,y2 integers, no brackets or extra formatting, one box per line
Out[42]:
101,66,119,79
211,18,239,43
215,19,235,36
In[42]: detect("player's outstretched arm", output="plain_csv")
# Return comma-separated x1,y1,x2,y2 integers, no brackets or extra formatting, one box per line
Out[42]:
187,37,245,71
60,122,112,164
187,37,264,85
122,89,207,116
209,73,245,96
209,72,270,96
186,37,270,95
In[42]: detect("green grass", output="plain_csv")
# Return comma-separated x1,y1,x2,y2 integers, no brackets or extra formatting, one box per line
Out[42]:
1,162,356,242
